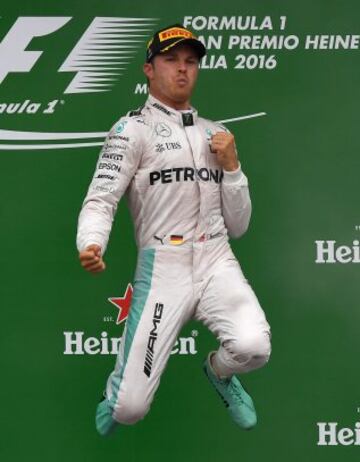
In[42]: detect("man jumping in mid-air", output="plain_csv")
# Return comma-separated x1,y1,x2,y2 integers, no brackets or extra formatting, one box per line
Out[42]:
77,23,271,436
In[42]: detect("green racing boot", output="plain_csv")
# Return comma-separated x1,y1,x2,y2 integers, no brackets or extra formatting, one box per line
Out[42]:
203,353,257,430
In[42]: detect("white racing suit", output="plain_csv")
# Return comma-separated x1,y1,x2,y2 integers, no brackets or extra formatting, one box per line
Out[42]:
76,94,271,434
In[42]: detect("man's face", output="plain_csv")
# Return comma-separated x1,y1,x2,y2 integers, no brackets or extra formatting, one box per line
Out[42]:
143,43,200,108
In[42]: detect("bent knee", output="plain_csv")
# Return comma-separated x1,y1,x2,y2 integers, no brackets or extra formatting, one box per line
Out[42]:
227,331,271,370
113,395,150,425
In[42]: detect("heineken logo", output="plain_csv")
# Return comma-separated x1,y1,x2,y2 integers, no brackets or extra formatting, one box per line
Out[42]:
63,331,198,356
317,422,360,446
315,240,360,263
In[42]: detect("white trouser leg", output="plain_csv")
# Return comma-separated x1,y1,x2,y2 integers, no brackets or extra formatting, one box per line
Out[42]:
195,257,271,377
104,247,193,425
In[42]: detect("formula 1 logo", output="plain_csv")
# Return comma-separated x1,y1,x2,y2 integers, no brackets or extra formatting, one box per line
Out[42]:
0,16,157,93
0,16,158,150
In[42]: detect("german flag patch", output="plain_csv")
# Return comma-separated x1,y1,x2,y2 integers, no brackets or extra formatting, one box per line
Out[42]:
170,235,184,245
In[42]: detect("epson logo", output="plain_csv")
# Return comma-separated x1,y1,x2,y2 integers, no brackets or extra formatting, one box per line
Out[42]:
317,422,360,446
315,240,360,263
98,162,121,172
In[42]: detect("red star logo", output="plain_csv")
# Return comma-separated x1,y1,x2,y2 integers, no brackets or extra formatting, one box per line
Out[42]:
108,283,133,324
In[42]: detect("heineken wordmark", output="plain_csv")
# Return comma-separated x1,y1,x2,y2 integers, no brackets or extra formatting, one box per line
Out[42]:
315,240,360,263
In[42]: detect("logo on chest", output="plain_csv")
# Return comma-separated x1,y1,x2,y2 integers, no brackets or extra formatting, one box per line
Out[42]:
155,141,182,153
155,122,172,137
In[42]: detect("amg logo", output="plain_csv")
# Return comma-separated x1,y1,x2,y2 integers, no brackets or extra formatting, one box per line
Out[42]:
144,302,164,377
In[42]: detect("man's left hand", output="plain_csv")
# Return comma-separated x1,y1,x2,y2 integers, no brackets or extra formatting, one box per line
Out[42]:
210,132,240,171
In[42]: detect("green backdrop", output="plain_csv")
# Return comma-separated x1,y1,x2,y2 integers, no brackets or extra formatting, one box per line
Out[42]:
1,1,360,461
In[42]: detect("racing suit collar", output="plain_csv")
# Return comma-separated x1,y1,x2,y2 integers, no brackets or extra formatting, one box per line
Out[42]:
146,94,198,126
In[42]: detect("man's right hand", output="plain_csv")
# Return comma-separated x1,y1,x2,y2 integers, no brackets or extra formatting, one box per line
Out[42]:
79,244,106,273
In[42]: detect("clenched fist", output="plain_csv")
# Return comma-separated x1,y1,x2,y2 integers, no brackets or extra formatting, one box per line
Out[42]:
79,244,106,274
210,132,240,172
